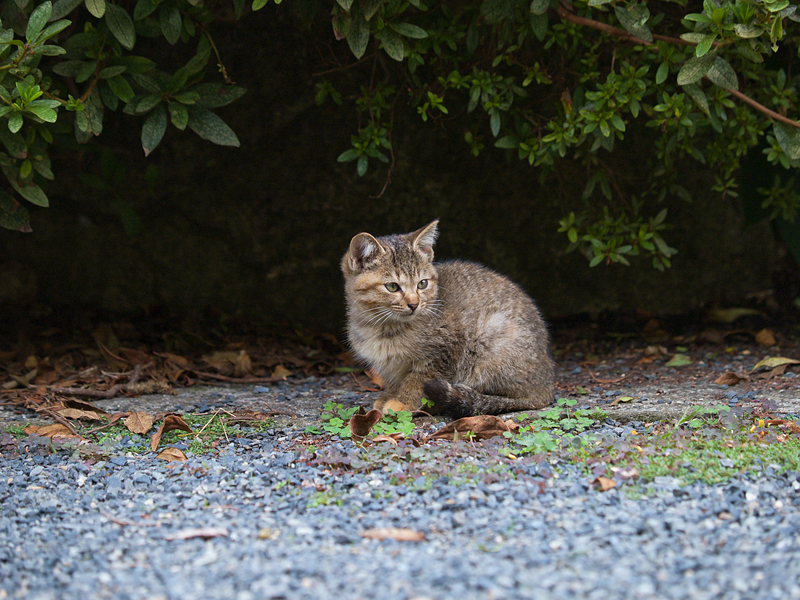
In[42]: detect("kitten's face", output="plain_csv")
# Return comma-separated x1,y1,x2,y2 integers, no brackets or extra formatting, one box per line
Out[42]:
342,221,440,325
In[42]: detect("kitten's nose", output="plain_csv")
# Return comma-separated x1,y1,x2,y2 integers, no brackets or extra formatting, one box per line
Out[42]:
408,303,418,312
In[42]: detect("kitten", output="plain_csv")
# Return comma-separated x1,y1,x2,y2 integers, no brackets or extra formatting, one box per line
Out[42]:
341,220,555,417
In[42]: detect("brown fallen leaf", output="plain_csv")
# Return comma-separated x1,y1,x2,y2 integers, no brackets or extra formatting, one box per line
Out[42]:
233,350,252,377
361,527,425,542
63,398,108,416
714,372,748,386
150,414,193,451
271,364,292,379
750,356,800,373
425,415,519,442
125,412,155,435
164,527,229,541
118,347,152,365
755,328,777,347
33,423,81,439
157,447,187,462
349,408,383,442
372,434,400,445
592,476,617,492
56,407,105,420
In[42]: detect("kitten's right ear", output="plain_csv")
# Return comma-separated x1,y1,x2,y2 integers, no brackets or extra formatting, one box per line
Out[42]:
344,232,384,273
410,219,439,260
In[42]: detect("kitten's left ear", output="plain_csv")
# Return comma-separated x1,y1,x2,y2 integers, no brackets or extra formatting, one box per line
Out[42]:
410,220,439,260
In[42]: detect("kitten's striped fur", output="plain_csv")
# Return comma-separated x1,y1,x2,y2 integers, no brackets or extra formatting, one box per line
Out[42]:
341,220,555,417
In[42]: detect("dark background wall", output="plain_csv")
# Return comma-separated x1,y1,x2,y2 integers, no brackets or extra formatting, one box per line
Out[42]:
0,8,778,332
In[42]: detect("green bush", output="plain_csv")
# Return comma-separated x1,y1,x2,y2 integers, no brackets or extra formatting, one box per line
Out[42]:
2,0,799,269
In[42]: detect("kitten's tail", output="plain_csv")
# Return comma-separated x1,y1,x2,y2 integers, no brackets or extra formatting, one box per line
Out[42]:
423,379,553,418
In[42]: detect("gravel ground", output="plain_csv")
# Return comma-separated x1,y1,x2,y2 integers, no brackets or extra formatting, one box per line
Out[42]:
3,413,800,600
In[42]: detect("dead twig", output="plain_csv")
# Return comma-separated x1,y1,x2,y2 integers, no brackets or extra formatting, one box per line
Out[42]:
51,363,148,398
588,370,633,384
350,372,380,392
100,510,160,527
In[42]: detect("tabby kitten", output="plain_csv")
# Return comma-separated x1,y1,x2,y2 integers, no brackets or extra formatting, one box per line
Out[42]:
341,220,555,417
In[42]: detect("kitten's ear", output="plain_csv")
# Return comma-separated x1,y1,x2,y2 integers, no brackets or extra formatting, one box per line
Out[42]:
344,232,384,273
410,220,439,261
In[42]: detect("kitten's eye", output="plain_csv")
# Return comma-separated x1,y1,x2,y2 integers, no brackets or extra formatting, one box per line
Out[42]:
417,279,428,289
384,282,400,292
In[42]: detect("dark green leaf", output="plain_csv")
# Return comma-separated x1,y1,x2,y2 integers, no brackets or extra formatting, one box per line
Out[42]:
656,61,669,84
50,0,83,20
26,1,52,42
0,191,32,232
232,0,246,19
26,106,57,122
52,60,88,77
133,0,159,20
530,0,548,15
346,7,369,58
106,75,135,102
160,5,182,45
389,23,427,38
85,0,105,18
676,51,716,85
360,0,381,20
682,82,710,115
36,44,67,55
379,28,404,61
105,3,136,50
695,33,716,57
2,164,49,207
336,0,354,9
99,65,127,79
734,24,762,38
774,123,800,160
614,4,652,43
190,83,247,108
142,104,167,156
337,148,359,162
168,102,188,130
530,13,547,41
706,57,738,90
0,128,27,158
117,55,156,74
128,93,162,114
494,135,518,149
481,0,512,25
252,0,269,9
99,81,119,110
130,73,162,93
356,154,368,176
187,106,240,147
33,19,71,44
8,113,23,134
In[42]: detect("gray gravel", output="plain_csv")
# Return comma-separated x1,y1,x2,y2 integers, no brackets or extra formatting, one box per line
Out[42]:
3,417,800,600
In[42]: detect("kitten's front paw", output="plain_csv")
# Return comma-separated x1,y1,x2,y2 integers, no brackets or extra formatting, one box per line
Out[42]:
373,397,387,411
382,399,416,413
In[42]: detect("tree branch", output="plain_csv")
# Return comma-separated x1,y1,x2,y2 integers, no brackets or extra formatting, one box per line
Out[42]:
556,2,800,129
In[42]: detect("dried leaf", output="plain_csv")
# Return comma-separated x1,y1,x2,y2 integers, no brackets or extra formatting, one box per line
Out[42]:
592,476,617,491
233,349,252,377
665,353,692,367
751,356,800,373
271,364,292,379
150,413,193,451
361,527,425,541
56,408,104,420
714,372,748,386
372,433,400,445
156,447,187,462
35,423,80,439
24,425,40,435
349,408,383,441
164,527,228,540
708,307,762,323
202,350,241,374
63,399,108,416
426,415,519,442
755,328,777,347
258,527,281,540
125,411,155,434
118,347,152,365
